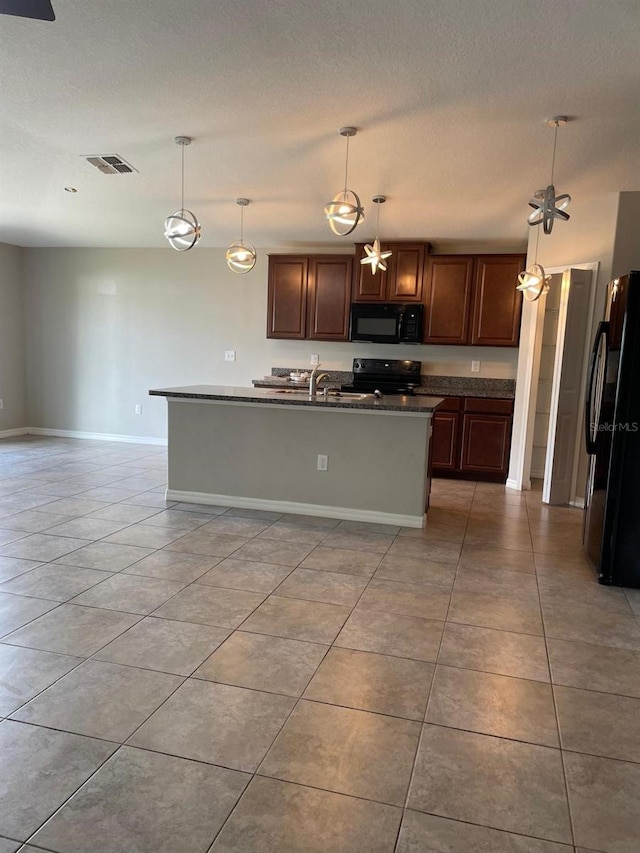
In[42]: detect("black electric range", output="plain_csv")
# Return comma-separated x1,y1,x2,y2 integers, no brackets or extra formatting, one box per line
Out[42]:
340,358,422,396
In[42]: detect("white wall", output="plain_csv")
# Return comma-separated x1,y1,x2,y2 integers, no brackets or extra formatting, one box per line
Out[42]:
23,247,520,439
0,243,27,432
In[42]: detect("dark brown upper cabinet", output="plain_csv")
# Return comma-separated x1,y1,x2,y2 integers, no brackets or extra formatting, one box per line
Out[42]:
353,242,430,303
267,255,352,341
423,253,524,346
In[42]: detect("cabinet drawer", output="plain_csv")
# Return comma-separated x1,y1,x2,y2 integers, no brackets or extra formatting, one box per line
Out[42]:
436,396,463,413
464,397,514,415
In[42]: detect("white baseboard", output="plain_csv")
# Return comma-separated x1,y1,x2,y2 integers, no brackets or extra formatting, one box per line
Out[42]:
166,488,426,528
505,477,533,491
0,427,29,439
26,427,167,446
570,497,585,509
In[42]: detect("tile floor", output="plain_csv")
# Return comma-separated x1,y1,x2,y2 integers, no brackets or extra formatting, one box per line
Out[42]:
0,435,639,853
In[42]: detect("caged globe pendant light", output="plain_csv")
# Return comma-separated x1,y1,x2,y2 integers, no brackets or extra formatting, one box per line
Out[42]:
517,224,551,302
527,117,571,235
324,127,364,236
360,195,392,275
226,198,257,274
164,136,201,251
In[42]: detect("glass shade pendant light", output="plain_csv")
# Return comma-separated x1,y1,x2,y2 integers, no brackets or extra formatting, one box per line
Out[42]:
164,136,201,251
360,195,392,275
528,117,571,235
517,222,551,302
324,127,364,236
226,198,257,274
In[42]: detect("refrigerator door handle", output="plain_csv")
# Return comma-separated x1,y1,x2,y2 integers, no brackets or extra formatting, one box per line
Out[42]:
585,321,609,455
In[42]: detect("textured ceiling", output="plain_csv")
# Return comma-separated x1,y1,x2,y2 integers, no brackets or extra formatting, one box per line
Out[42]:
1,0,639,248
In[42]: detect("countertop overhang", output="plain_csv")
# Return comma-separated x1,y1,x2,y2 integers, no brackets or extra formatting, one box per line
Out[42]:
149,385,444,413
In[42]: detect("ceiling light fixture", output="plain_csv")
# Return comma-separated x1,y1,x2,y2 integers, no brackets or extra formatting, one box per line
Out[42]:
360,195,392,275
528,117,571,235
517,223,551,302
226,198,257,274
164,136,201,251
324,127,364,236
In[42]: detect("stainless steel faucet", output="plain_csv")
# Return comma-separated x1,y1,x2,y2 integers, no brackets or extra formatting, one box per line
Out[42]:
309,363,330,397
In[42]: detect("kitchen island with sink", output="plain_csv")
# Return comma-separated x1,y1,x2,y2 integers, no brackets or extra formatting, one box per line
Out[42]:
149,385,443,527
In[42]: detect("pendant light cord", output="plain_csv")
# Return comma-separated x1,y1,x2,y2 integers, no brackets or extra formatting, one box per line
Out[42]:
180,142,185,215
376,198,381,237
343,134,350,194
533,219,541,263
550,122,558,186
240,205,244,242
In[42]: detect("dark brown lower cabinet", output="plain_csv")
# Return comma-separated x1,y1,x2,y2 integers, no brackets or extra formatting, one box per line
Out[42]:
432,396,513,482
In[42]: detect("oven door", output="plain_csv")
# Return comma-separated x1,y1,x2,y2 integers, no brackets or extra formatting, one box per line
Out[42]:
349,304,401,343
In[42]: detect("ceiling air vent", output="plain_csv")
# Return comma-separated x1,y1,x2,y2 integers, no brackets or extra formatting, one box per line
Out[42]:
83,155,138,175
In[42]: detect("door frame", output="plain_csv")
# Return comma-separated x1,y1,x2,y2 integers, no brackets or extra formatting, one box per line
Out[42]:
507,262,599,501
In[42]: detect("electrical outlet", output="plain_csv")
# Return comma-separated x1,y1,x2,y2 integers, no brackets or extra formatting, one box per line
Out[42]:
134,404,142,415
471,360,481,373
310,353,320,366
224,350,236,362
317,454,328,471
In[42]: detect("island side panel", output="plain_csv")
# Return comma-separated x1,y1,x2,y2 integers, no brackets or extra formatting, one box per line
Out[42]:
166,399,430,520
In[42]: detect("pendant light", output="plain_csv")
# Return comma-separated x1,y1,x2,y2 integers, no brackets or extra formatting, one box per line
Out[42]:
517,224,551,302
226,198,257,273
360,195,392,275
164,136,201,251
527,117,571,235
324,127,364,236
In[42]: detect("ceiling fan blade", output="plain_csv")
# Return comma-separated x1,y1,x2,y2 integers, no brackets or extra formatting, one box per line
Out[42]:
0,0,55,21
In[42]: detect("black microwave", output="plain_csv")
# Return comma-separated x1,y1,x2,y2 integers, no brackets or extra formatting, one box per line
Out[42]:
350,303,423,344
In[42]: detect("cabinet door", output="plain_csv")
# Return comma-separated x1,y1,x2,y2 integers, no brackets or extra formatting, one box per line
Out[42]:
460,413,512,477
387,243,426,302
431,412,461,471
267,256,308,339
423,256,474,344
307,256,352,341
352,242,389,302
470,255,524,346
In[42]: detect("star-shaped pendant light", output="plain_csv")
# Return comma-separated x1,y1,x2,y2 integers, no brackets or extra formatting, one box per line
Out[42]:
360,196,392,275
527,117,571,235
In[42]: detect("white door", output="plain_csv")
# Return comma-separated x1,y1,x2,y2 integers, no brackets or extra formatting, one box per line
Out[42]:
543,268,593,505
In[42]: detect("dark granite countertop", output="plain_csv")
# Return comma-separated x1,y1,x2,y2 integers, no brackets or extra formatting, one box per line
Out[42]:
149,385,444,413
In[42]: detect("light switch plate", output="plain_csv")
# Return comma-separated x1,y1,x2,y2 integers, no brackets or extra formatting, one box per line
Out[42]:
310,353,320,365
471,360,481,373
224,350,236,362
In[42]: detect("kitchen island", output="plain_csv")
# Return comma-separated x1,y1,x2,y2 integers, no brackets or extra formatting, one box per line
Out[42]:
149,385,443,528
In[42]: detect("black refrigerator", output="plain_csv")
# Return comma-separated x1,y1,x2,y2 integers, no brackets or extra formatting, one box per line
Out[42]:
583,271,640,587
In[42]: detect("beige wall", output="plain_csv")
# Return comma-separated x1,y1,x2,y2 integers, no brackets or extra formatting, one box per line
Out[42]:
23,246,520,439
0,243,27,431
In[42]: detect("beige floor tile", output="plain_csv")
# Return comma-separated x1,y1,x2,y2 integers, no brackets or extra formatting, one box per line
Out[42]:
0,644,82,716
69,573,185,615
448,589,543,635
397,811,573,853
164,529,250,558
275,567,367,607
565,751,640,853
542,599,640,651
241,595,350,644
195,630,327,696
335,609,443,662
260,700,420,806
0,563,113,602
11,658,182,741
129,679,294,772
54,541,155,571
374,554,456,589
195,557,293,593
94,616,230,675
210,776,401,853
31,747,249,853
0,592,59,637
304,646,434,719
555,685,640,762
426,665,558,746
122,549,220,582
231,538,315,567
0,720,116,841
152,584,265,628
357,577,450,621
439,622,550,682
408,724,571,843
300,545,381,577
547,637,640,698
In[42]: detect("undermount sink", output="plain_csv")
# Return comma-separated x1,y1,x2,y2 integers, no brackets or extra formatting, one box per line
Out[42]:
264,389,374,400
265,389,310,395
327,391,374,399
